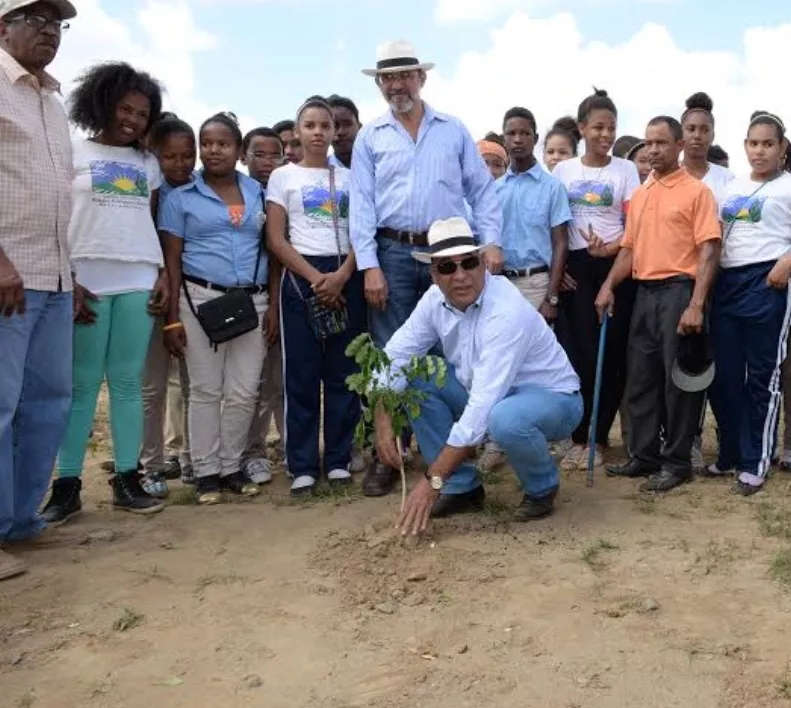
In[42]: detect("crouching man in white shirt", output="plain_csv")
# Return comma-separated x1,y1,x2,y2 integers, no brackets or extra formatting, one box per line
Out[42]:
373,217,582,536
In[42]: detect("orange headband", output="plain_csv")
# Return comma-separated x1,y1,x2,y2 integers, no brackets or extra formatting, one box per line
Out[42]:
477,140,507,163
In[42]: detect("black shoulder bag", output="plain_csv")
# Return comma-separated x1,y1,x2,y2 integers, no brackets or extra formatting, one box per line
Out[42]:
183,190,266,347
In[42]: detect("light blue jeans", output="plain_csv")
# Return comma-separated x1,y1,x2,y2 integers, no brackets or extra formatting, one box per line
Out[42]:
0,290,73,542
410,367,583,498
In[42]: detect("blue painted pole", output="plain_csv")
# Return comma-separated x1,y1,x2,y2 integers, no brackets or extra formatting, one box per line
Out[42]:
587,315,610,486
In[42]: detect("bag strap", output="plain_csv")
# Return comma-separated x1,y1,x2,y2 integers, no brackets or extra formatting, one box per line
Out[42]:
328,165,343,268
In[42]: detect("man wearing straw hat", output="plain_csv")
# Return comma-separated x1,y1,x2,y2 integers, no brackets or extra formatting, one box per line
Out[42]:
372,217,581,535
351,40,503,497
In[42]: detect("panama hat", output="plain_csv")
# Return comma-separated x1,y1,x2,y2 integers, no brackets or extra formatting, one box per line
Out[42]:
412,217,494,264
362,40,435,77
671,331,715,393
0,0,76,20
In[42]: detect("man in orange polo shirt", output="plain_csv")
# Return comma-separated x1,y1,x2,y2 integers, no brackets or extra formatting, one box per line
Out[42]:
595,116,721,492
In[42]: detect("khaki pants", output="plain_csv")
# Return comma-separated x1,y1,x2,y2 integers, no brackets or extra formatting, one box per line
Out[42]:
141,321,191,472
181,282,268,479
510,271,550,311
245,339,285,459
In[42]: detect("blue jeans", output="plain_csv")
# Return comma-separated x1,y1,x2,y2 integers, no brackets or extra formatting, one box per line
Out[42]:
370,236,432,347
410,367,583,498
0,290,73,542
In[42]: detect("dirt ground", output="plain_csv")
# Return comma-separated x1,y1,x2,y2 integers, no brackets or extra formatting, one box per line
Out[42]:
3,404,791,708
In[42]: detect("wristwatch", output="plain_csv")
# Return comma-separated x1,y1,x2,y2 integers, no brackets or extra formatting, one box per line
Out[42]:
545,293,559,307
425,471,444,491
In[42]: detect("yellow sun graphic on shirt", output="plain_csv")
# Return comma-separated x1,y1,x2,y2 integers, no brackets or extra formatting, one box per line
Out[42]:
111,176,138,193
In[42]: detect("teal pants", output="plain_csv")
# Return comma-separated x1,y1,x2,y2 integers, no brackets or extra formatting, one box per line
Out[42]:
57,291,154,477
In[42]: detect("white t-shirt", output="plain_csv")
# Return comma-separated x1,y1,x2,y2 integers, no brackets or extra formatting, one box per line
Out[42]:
69,139,163,295
553,157,640,251
265,162,351,256
720,172,791,269
701,162,735,211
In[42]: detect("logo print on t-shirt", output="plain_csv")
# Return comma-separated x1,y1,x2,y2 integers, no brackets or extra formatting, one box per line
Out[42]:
90,160,150,198
721,194,766,224
568,180,614,208
300,182,349,224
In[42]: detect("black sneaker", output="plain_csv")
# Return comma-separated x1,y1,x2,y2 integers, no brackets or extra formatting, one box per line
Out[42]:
220,471,260,497
513,490,556,522
162,456,182,480
196,475,222,505
41,477,82,526
109,472,165,515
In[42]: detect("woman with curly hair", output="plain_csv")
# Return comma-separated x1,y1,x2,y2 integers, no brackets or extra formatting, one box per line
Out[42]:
41,62,168,524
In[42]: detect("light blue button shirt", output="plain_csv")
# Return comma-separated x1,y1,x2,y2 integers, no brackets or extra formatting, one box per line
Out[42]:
350,103,502,270
495,164,571,270
158,170,268,287
381,272,580,447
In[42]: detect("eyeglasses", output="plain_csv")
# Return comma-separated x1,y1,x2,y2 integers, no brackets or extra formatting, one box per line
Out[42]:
434,255,481,276
6,13,69,32
377,71,418,86
248,151,283,164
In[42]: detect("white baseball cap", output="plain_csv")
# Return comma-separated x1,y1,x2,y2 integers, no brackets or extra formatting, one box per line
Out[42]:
0,0,77,21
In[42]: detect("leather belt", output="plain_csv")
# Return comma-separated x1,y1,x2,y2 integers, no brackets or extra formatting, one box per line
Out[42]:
503,265,549,279
377,227,429,247
183,274,265,295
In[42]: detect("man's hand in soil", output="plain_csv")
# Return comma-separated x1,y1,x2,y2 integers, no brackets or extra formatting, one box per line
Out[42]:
396,476,439,536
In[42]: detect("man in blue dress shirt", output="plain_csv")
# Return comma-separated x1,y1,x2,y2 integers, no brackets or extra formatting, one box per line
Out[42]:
373,218,582,535
351,40,502,496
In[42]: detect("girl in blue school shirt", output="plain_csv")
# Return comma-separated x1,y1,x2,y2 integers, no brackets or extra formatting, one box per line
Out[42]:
266,96,366,497
160,113,277,506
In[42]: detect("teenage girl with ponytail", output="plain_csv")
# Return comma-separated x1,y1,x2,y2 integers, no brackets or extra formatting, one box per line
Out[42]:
707,111,791,495
552,89,640,471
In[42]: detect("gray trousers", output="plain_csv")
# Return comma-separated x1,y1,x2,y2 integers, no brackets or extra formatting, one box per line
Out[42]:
626,278,705,475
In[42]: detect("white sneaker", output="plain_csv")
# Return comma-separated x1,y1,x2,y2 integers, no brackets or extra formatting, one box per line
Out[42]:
560,445,586,470
244,457,273,485
327,468,352,487
349,451,366,474
290,475,316,497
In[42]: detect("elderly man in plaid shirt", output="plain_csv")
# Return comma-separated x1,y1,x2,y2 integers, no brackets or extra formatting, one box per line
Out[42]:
0,0,80,580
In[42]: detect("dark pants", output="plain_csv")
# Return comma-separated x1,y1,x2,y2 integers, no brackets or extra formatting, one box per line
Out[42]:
559,250,635,446
709,261,790,480
281,256,366,478
626,278,704,475
370,236,432,347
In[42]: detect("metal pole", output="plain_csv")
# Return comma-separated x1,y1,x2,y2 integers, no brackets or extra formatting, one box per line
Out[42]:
587,315,610,486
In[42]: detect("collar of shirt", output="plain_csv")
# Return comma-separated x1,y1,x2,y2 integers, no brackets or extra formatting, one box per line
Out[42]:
502,162,544,183
646,166,690,190
182,169,262,210
0,46,59,92
372,101,450,130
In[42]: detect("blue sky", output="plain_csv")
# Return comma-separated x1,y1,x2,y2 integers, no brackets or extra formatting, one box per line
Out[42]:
54,0,791,173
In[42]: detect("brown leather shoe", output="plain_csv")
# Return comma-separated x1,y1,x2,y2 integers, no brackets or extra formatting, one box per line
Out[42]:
361,461,397,497
0,549,27,581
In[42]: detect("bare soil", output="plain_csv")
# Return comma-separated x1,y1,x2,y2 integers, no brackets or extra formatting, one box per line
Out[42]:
3,406,791,708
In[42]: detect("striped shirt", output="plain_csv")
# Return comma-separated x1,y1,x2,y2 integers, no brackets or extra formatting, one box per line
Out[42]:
349,102,502,270
0,48,73,291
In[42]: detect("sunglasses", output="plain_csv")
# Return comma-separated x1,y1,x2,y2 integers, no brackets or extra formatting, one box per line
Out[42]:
434,255,481,276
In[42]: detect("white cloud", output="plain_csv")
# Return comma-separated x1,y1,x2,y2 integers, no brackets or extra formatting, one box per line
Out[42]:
50,0,256,135
360,10,791,173
434,0,549,22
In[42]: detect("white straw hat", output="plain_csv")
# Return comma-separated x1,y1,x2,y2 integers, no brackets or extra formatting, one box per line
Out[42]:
362,40,435,77
412,217,493,264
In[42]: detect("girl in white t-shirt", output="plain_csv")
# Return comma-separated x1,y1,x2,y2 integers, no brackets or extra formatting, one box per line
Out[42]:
42,63,169,524
266,97,366,497
708,111,791,496
681,92,735,209
553,89,641,471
